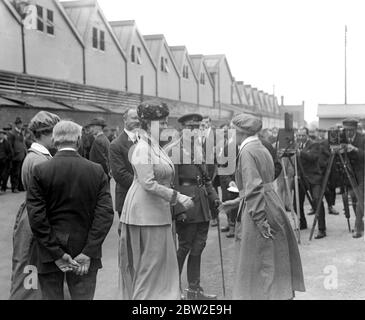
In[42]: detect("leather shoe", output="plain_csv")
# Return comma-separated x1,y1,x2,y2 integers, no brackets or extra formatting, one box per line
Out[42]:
221,226,229,233
210,219,218,227
352,231,363,239
314,231,326,239
186,288,217,300
328,206,339,215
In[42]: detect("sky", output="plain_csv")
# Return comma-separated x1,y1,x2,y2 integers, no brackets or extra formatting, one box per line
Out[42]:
98,0,365,123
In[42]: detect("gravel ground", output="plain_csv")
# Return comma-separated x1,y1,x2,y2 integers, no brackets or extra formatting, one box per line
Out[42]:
0,181,364,300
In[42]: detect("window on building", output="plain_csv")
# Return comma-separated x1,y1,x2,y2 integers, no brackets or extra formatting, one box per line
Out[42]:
161,57,169,72
136,47,142,65
100,30,105,51
92,27,98,49
131,45,136,63
36,5,43,31
200,72,205,85
46,9,54,35
183,65,189,79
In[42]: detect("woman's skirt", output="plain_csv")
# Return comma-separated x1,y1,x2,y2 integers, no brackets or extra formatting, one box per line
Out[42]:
10,202,41,300
118,223,180,300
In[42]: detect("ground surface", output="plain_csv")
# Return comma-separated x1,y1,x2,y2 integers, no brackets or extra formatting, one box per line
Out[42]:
0,180,364,300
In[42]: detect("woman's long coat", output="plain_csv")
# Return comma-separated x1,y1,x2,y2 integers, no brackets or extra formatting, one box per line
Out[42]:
233,138,305,300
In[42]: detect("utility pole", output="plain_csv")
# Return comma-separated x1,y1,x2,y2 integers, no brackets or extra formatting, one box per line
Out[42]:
345,25,348,105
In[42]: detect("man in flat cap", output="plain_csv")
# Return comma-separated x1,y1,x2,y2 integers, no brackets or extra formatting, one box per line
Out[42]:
171,113,220,300
10,111,60,300
0,129,12,194
342,118,365,238
88,117,110,178
8,117,26,193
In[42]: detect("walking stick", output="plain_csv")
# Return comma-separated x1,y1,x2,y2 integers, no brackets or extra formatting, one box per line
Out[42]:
216,213,226,298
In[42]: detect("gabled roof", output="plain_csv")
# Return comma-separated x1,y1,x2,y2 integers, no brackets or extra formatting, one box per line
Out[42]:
143,34,180,76
251,87,261,109
203,54,234,82
4,0,84,48
61,0,126,61
3,0,22,24
263,93,272,112
110,20,156,70
235,81,249,105
258,90,266,111
169,46,198,82
244,85,255,106
189,54,214,88
53,0,84,47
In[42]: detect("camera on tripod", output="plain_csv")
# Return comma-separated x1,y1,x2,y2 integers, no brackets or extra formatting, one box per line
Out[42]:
328,128,347,147
277,113,296,156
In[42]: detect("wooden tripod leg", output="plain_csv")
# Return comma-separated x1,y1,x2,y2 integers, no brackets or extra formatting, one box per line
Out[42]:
309,152,335,240
281,158,301,243
338,153,364,213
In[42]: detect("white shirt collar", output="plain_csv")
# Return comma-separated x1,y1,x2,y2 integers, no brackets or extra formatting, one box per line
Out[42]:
124,128,137,142
96,131,104,137
59,147,77,152
30,142,51,156
239,135,259,152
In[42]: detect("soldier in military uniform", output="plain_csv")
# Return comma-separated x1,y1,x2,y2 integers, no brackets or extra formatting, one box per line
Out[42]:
172,113,220,300
342,118,365,238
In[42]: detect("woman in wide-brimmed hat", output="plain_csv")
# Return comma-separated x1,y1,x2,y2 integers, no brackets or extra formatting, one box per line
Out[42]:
219,113,305,300
118,100,194,300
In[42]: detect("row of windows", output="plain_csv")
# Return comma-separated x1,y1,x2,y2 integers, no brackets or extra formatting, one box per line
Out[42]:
36,5,54,35
29,7,208,85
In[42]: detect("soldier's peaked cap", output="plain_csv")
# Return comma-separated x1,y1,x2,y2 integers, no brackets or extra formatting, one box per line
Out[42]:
178,113,203,126
342,118,358,128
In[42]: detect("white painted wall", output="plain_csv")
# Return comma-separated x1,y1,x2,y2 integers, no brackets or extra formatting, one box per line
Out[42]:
0,1,23,73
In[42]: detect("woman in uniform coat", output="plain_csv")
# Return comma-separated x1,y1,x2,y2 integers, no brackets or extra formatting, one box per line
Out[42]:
219,113,305,300
118,101,194,300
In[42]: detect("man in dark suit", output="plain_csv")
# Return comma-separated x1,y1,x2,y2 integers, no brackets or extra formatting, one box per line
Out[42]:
296,127,325,239
343,119,365,238
0,129,12,194
8,117,26,193
27,120,114,300
88,118,110,177
110,108,140,218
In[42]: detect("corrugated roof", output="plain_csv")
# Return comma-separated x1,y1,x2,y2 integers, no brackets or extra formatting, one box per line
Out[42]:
1,94,71,110
0,96,21,106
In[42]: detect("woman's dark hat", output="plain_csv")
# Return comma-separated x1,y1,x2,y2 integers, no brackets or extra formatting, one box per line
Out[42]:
86,117,107,128
137,100,170,120
178,113,203,126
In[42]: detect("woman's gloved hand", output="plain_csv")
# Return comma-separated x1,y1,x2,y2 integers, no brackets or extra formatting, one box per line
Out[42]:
257,220,275,239
177,193,194,210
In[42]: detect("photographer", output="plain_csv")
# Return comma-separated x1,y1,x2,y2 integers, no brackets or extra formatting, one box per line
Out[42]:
296,127,326,239
342,119,365,238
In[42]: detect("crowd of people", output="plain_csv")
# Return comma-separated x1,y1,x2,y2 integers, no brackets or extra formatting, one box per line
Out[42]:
4,102,364,301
